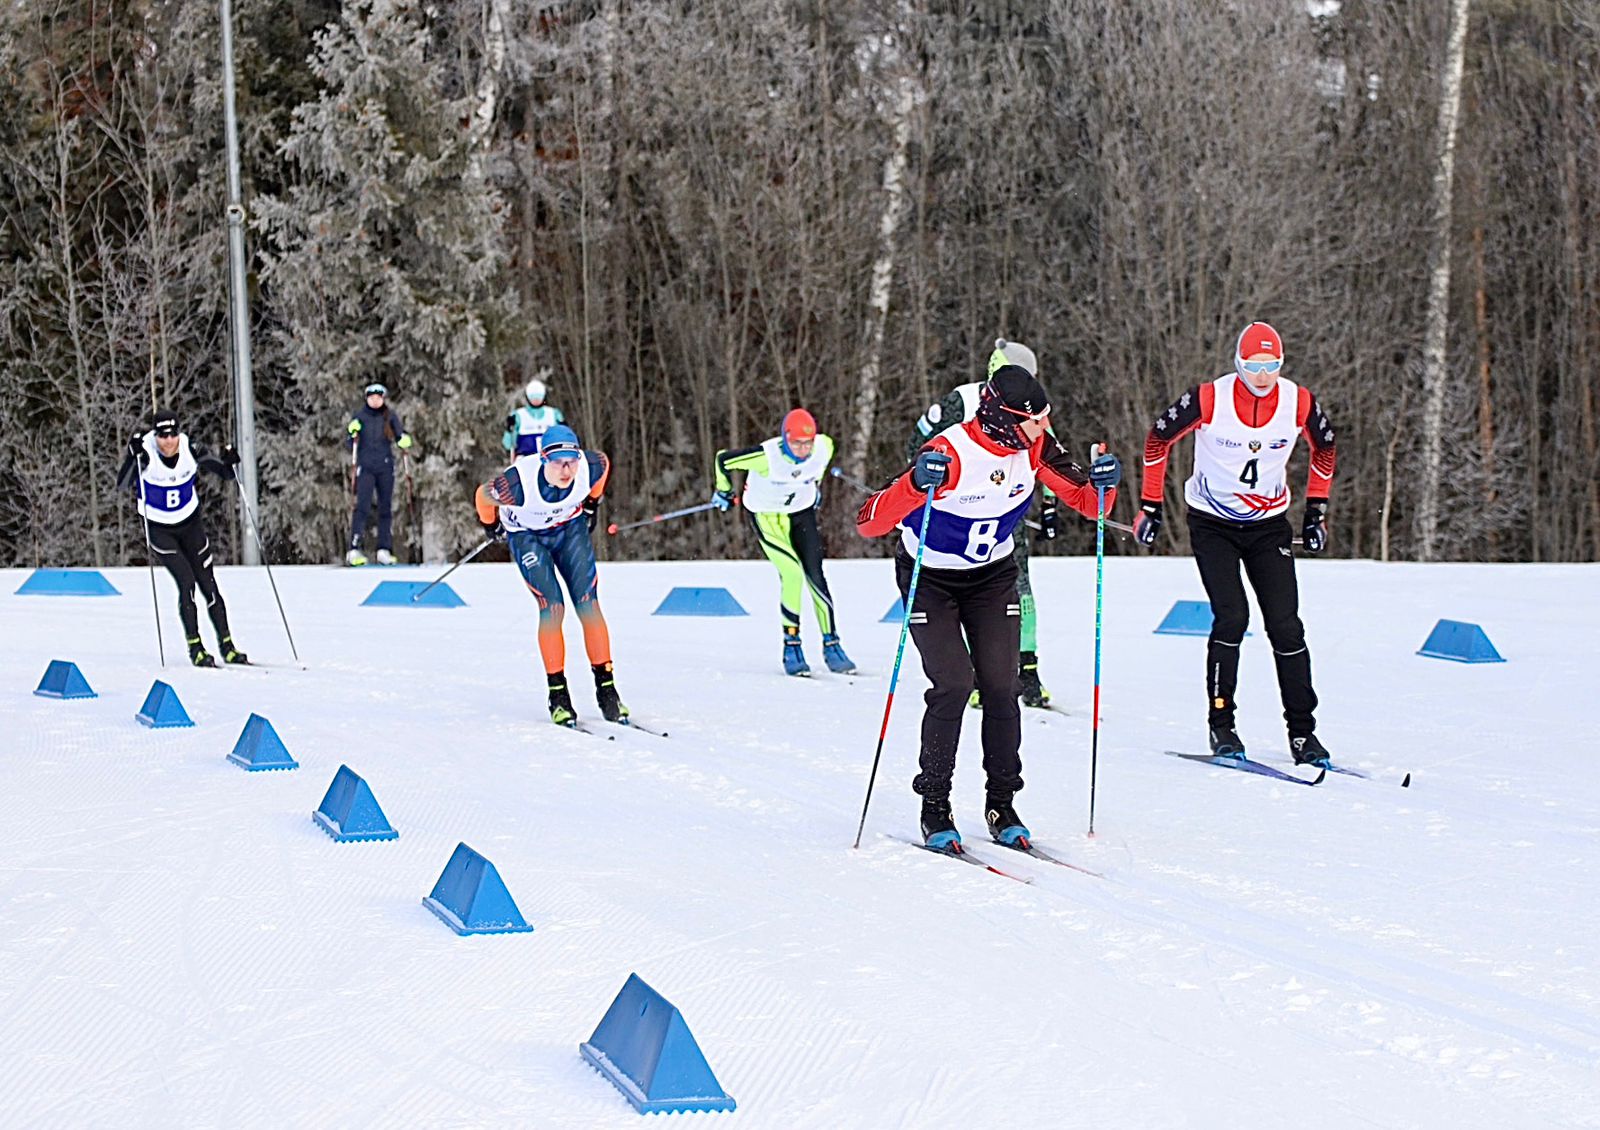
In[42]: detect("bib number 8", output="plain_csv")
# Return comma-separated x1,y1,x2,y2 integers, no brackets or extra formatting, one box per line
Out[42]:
964,519,1000,562
166,488,182,509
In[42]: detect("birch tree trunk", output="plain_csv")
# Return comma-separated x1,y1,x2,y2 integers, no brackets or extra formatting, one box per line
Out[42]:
1415,0,1473,560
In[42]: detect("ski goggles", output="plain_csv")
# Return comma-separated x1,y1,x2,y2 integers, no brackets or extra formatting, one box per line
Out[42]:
1239,359,1282,374
364,383,388,396
540,440,583,463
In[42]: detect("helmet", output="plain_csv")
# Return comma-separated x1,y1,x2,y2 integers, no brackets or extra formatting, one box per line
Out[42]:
525,368,551,406
539,423,583,462
976,366,1050,450
987,338,1038,379
364,383,387,397
1234,322,1283,378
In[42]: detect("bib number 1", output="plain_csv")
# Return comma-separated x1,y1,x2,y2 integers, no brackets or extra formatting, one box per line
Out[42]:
964,519,1000,562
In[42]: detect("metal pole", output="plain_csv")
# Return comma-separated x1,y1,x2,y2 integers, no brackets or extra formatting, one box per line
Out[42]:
220,0,259,565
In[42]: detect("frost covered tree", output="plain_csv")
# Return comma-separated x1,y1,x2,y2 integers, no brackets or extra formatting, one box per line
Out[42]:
257,0,514,561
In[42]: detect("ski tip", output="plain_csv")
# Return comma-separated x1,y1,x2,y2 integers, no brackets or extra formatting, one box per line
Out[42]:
1311,767,1327,785
1401,772,1411,788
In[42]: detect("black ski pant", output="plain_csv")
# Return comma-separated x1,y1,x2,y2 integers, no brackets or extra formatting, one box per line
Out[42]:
896,548,1023,801
351,462,395,550
148,513,233,645
1188,512,1317,736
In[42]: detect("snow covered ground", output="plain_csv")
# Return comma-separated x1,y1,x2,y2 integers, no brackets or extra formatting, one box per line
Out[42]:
2,553,1597,1128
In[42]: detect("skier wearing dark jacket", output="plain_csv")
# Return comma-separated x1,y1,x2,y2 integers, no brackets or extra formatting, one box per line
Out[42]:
115,407,248,667
345,382,413,566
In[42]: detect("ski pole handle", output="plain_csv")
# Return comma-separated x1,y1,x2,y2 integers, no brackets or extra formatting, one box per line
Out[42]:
606,500,726,535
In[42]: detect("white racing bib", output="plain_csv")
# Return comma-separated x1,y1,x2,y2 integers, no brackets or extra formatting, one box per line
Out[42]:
501,453,591,532
900,424,1035,570
138,434,199,525
741,436,830,514
1184,374,1299,522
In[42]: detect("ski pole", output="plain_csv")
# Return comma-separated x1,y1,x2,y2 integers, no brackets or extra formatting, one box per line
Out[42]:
410,538,493,601
828,465,877,493
853,482,939,849
233,478,302,664
138,499,166,668
1087,444,1107,838
606,500,724,535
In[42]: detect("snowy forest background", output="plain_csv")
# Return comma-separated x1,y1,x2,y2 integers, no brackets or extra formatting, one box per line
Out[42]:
1,0,1597,568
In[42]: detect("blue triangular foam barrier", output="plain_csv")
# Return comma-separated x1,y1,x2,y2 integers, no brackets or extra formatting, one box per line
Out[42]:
422,843,532,935
227,713,299,771
881,597,906,623
34,660,97,699
361,581,466,608
15,569,120,596
313,765,398,842
652,587,748,616
1153,600,1250,637
579,973,736,1114
135,680,194,728
1417,619,1505,663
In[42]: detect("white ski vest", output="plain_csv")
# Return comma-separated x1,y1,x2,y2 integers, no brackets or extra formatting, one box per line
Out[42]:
741,436,831,514
138,434,200,525
500,453,591,533
900,424,1035,570
1184,374,1299,522
510,405,563,455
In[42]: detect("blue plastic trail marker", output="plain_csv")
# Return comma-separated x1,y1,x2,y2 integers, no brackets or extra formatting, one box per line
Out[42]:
362,580,465,608
16,569,120,596
34,660,96,699
135,681,193,728
226,714,299,771
1417,619,1505,663
422,843,532,935
579,973,736,1114
652,587,747,616
1154,599,1250,637
313,765,398,842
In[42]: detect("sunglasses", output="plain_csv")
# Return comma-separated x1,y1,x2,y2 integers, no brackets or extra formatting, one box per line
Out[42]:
1240,359,1283,374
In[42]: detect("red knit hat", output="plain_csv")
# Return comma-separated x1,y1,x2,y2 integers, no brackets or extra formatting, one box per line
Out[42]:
1235,322,1283,365
782,408,817,444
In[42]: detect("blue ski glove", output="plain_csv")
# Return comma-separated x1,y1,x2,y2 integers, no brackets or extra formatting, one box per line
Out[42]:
1134,501,1163,547
711,489,735,513
1088,451,1122,490
1302,499,1328,555
911,449,951,492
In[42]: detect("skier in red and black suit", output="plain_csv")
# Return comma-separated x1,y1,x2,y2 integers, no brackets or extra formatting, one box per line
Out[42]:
857,366,1122,849
1135,321,1338,766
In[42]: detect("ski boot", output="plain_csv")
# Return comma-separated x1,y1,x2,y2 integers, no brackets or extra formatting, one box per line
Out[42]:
821,633,856,674
1018,651,1050,708
219,636,249,665
592,662,629,724
547,674,577,727
919,795,961,851
1208,724,1246,759
782,626,810,677
345,548,367,567
187,636,216,668
375,548,395,566
1290,732,1331,767
985,795,1031,848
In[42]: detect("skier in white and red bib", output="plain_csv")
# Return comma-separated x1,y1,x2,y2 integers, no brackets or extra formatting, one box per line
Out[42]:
1135,322,1339,767
858,365,1122,850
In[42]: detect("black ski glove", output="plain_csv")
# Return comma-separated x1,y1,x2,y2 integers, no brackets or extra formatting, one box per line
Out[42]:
481,517,505,543
1038,499,1059,541
582,497,599,533
1302,500,1328,555
1134,501,1163,547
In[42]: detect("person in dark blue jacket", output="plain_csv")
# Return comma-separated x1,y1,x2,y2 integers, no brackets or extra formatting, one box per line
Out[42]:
346,382,413,565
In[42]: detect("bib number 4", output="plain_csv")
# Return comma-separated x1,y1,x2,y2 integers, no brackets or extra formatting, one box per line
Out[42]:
1238,458,1259,489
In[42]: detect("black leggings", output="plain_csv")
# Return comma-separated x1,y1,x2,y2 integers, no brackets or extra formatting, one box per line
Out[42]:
1188,513,1317,735
896,549,1023,800
148,514,232,644
351,463,395,550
